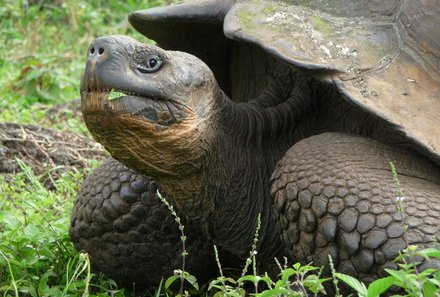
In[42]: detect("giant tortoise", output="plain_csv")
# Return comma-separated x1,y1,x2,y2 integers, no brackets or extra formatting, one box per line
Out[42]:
70,0,440,291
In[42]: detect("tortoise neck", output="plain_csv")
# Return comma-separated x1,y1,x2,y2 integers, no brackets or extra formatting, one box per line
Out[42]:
193,73,317,259
222,70,317,148
159,72,319,260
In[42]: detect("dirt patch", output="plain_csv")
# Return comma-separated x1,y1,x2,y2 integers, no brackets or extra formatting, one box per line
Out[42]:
44,99,83,125
0,122,107,179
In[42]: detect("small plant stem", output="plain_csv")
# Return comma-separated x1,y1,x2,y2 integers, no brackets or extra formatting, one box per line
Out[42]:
0,250,19,297
83,254,91,297
213,245,227,291
237,213,261,293
313,267,324,297
62,252,89,296
157,190,187,296
296,273,307,296
274,257,283,273
253,254,258,294
328,256,342,297
390,162,425,295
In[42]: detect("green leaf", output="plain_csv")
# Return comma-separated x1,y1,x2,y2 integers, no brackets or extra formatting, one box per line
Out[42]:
418,248,440,260
208,278,226,291
260,275,275,287
108,90,126,100
334,272,367,296
165,275,179,289
367,276,395,297
298,264,319,273
38,271,54,294
280,268,298,282
303,274,329,293
257,288,290,297
183,273,199,290
424,281,438,297
427,278,440,287
24,224,41,240
384,269,405,283
238,275,260,283
292,263,301,270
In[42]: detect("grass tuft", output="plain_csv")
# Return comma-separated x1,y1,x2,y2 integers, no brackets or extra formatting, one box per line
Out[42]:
0,159,120,296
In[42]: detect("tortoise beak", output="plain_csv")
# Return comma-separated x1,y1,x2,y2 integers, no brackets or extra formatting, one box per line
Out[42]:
82,36,125,92
84,43,106,90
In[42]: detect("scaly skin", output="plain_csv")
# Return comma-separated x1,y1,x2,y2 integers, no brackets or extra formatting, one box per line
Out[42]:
272,133,440,282
70,158,218,290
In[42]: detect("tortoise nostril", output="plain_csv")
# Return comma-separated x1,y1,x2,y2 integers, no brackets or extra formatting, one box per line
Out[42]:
98,47,104,55
90,47,95,55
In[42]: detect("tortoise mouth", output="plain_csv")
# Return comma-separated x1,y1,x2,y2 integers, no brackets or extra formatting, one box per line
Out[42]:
107,89,135,101
81,89,179,126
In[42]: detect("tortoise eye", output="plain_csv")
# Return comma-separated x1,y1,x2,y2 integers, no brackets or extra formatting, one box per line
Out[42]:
137,55,162,73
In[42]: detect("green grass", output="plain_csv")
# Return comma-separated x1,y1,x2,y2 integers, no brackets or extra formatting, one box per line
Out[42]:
0,159,117,297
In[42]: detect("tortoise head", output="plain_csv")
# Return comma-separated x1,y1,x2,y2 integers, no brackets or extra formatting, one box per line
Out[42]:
81,35,221,177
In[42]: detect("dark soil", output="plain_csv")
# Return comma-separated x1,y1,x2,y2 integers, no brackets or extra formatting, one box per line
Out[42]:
0,122,107,177
44,99,83,125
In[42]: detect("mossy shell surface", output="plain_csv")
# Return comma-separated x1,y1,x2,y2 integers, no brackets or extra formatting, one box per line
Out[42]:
129,0,440,162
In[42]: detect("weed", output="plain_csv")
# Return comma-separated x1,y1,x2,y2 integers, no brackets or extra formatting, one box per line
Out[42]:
206,213,329,297
238,213,262,293
156,190,199,296
205,214,263,297
334,246,440,296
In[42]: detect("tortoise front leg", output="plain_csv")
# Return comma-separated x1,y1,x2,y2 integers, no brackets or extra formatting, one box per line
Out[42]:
70,158,217,290
271,133,440,283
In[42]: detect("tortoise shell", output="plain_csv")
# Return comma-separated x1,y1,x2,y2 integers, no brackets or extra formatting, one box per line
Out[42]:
129,0,440,164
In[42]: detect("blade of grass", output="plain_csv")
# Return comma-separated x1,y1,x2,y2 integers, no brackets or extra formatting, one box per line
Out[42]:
0,250,19,297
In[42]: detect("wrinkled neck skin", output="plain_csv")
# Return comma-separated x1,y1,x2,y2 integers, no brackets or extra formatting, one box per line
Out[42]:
160,70,318,261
